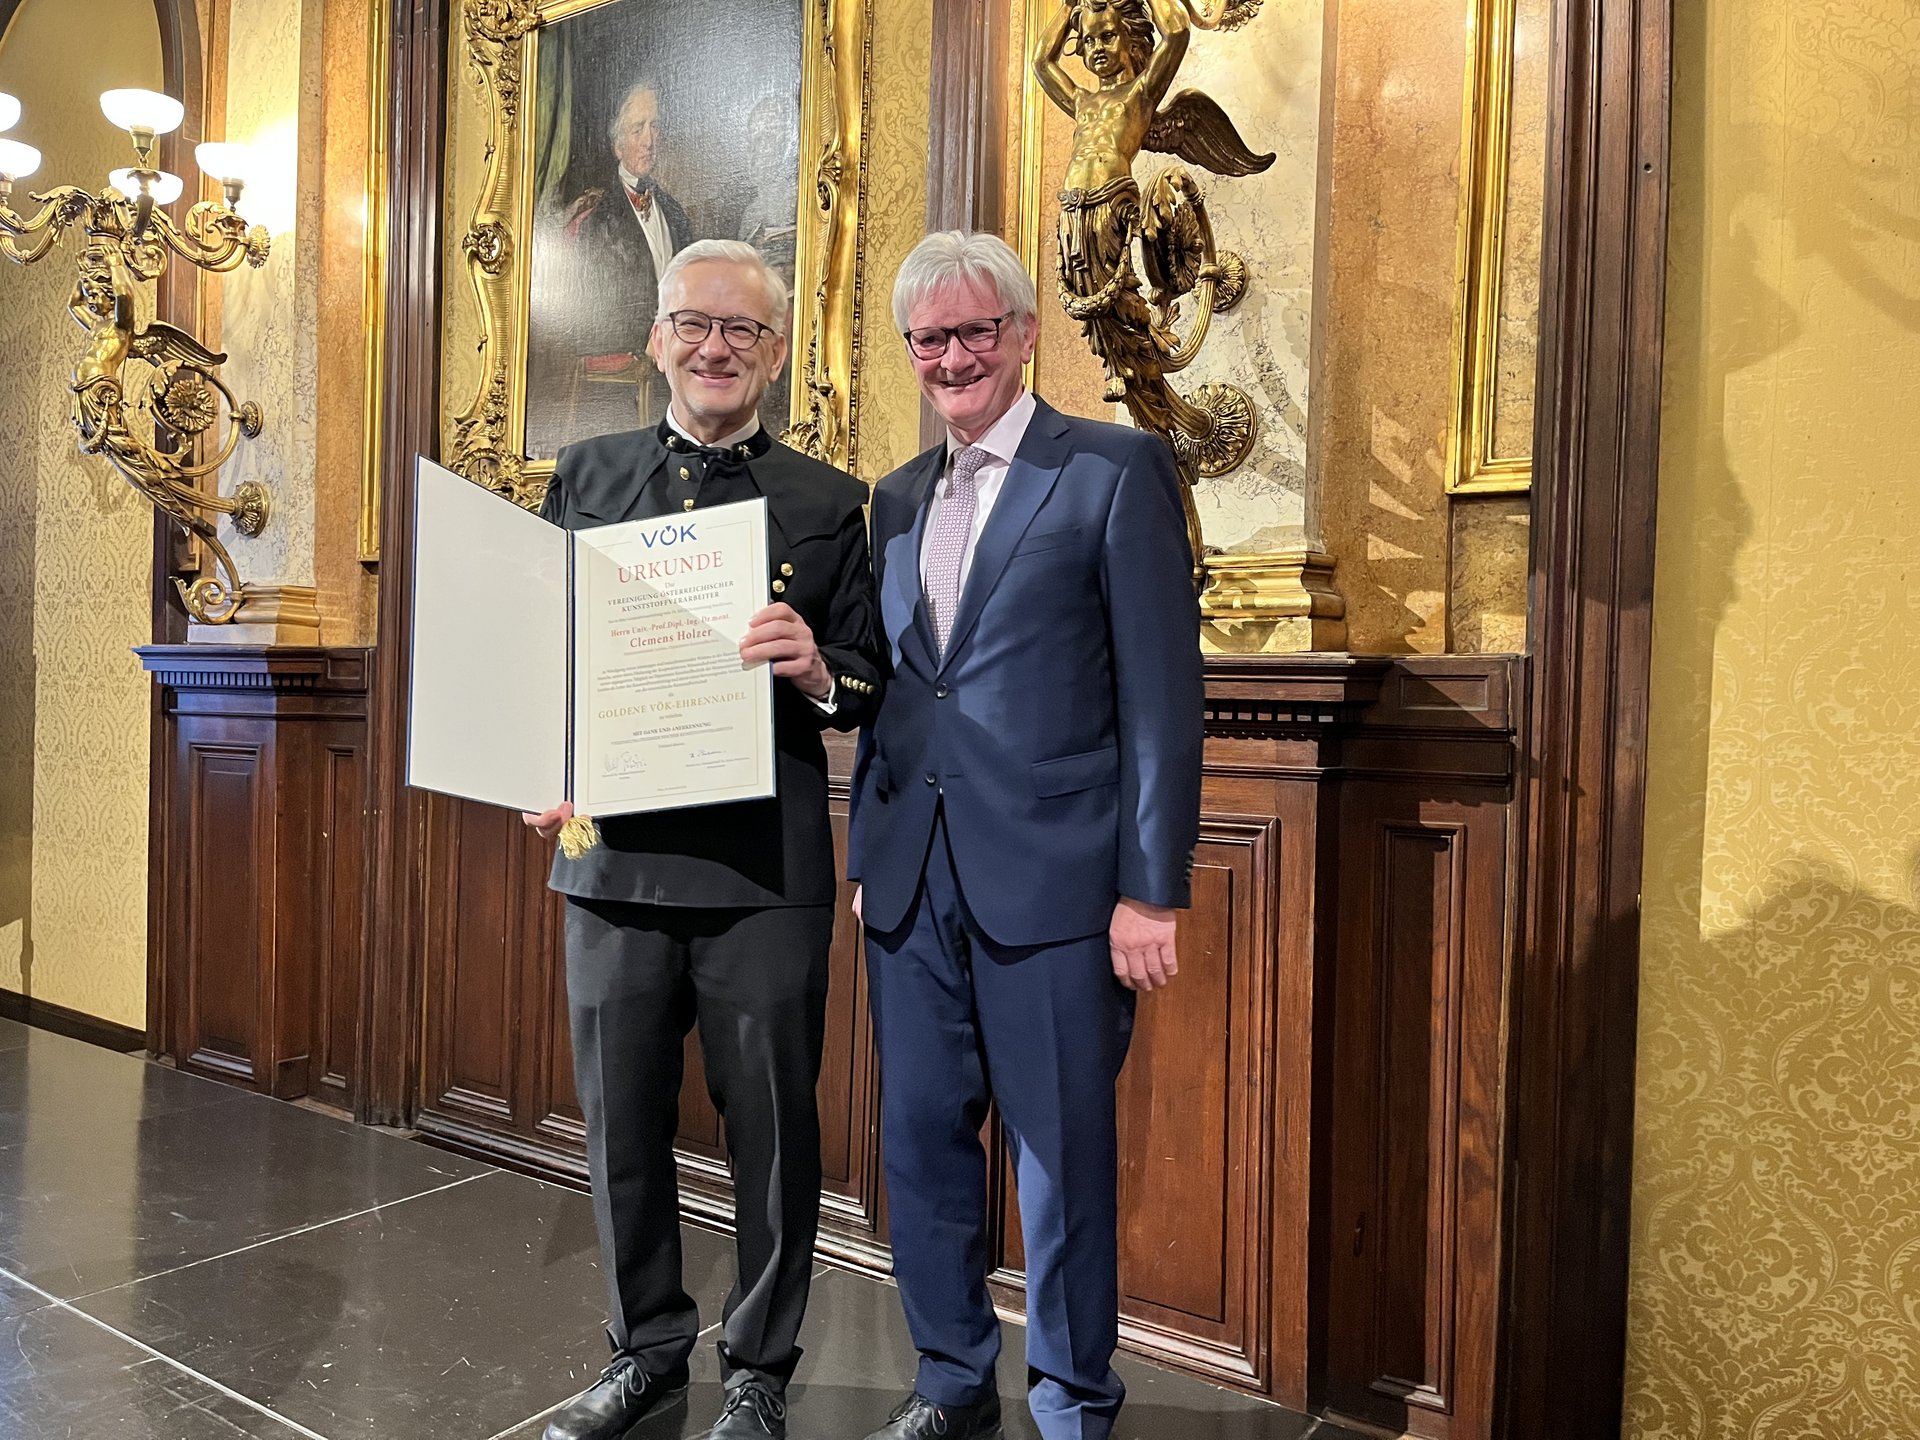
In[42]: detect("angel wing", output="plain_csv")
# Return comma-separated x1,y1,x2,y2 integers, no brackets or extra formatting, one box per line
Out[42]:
128,320,227,370
1144,90,1275,177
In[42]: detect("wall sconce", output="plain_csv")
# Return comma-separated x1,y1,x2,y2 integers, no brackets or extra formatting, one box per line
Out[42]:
0,87,273,626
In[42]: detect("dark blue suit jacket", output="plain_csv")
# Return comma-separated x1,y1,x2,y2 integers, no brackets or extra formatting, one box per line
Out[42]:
848,399,1204,946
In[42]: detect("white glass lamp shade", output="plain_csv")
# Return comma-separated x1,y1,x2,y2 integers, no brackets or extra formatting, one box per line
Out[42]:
0,137,42,181
0,93,20,134
111,167,185,206
194,142,251,186
100,89,185,136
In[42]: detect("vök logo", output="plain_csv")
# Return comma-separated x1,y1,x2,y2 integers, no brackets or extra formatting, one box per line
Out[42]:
640,522,697,549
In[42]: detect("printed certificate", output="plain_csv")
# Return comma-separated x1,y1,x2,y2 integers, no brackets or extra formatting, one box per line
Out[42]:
406,458,774,818
571,500,773,815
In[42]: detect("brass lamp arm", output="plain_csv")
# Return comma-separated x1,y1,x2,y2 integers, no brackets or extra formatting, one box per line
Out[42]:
170,201,271,272
0,186,92,265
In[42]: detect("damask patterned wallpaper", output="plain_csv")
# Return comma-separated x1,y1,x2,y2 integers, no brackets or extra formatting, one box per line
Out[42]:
1627,3,1920,1436
0,0,163,1029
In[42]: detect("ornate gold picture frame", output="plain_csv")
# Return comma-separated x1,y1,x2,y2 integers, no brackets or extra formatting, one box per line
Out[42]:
1445,0,1540,496
442,0,871,509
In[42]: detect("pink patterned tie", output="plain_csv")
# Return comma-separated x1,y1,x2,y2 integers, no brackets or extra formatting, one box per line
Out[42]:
926,445,989,659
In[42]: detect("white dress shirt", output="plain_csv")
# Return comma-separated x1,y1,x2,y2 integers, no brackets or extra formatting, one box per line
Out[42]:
618,166,675,280
920,389,1038,597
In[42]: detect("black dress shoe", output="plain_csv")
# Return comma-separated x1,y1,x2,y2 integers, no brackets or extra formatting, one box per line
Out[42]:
707,1375,788,1438
862,1391,1002,1440
543,1356,689,1440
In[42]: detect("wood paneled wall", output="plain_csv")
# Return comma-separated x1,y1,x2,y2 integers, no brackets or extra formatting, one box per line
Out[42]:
138,647,371,1107
401,653,1521,1431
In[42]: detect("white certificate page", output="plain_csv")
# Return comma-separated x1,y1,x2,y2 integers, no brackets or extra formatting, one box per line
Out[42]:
570,497,775,817
407,458,569,813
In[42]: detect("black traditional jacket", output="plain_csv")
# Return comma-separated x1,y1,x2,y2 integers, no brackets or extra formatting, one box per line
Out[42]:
539,421,882,907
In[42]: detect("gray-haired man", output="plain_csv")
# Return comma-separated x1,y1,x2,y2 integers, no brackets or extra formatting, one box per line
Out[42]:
525,240,884,1440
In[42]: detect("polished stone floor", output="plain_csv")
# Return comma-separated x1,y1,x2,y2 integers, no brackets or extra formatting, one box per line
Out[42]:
0,1017,1357,1440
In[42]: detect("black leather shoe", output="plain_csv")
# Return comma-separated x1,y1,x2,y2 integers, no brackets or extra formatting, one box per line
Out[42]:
542,1356,689,1440
862,1391,1002,1440
707,1375,787,1438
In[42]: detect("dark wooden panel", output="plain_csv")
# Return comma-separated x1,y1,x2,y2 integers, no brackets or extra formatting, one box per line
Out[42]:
532,867,581,1146
1326,782,1509,1439
142,648,370,1107
315,742,367,1106
1121,858,1236,1325
184,743,265,1083
989,796,1300,1397
818,804,881,1239
434,801,519,1119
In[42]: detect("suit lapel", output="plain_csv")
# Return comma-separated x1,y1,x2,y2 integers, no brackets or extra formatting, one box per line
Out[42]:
937,401,1070,669
880,445,944,660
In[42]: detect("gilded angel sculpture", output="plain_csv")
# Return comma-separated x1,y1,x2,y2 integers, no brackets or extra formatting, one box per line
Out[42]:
1034,0,1271,575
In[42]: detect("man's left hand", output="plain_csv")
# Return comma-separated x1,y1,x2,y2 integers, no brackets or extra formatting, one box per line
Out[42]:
1109,897,1179,992
741,602,831,699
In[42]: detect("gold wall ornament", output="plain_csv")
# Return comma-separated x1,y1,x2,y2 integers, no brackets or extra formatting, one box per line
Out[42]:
0,153,274,625
359,0,394,562
444,0,873,508
1034,0,1274,582
1445,0,1532,494
1198,549,1345,654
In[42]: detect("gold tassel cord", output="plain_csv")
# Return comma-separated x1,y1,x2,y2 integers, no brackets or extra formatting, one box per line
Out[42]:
557,815,601,859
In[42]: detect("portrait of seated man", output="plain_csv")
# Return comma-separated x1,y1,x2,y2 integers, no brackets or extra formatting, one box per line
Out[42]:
526,80,693,454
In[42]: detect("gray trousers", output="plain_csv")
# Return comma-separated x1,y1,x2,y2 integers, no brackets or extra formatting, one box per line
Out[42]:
564,896,833,1382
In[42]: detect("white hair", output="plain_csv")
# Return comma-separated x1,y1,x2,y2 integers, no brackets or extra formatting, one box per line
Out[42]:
608,82,662,145
656,239,791,335
891,230,1038,333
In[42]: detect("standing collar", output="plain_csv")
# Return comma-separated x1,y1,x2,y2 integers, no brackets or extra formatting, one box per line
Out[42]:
945,389,1038,466
664,405,765,455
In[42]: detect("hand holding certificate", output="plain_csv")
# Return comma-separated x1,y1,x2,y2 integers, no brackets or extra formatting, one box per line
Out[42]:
407,458,776,818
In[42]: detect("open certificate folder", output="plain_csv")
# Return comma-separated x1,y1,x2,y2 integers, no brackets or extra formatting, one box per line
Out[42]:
407,458,775,818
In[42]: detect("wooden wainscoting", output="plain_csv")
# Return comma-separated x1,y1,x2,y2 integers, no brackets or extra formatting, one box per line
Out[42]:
409,775,887,1269
397,654,1520,1432
138,647,370,1107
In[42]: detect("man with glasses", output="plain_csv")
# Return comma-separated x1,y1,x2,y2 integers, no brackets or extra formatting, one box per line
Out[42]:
848,230,1203,1440
525,239,883,1440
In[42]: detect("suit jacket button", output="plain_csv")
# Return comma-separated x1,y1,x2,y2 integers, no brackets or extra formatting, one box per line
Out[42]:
935,684,949,698
772,579,786,594
924,773,937,786
682,498,695,511
781,562,794,577
679,466,691,480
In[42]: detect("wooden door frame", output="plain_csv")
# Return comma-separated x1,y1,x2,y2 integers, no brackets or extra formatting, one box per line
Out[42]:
358,0,1674,1432
1502,0,1670,1435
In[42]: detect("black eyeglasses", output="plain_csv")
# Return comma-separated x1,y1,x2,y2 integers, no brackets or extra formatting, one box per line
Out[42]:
903,313,1014,361
662,309,776,350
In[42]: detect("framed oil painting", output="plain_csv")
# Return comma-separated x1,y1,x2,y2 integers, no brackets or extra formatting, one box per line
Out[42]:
444,0,870,507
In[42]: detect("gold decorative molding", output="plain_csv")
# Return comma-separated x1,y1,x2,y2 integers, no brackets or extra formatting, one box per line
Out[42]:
1198,550,1345,654
185,582,322,645
358,0,392,561
445,0,873,509
1445,0,1530,495
782,0,872,470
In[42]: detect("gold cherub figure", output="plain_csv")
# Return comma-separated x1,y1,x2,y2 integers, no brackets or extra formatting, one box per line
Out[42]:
1035,0,1271,577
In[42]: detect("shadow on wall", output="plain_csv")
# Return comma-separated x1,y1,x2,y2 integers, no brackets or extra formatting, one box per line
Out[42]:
1627,855,1920,1439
